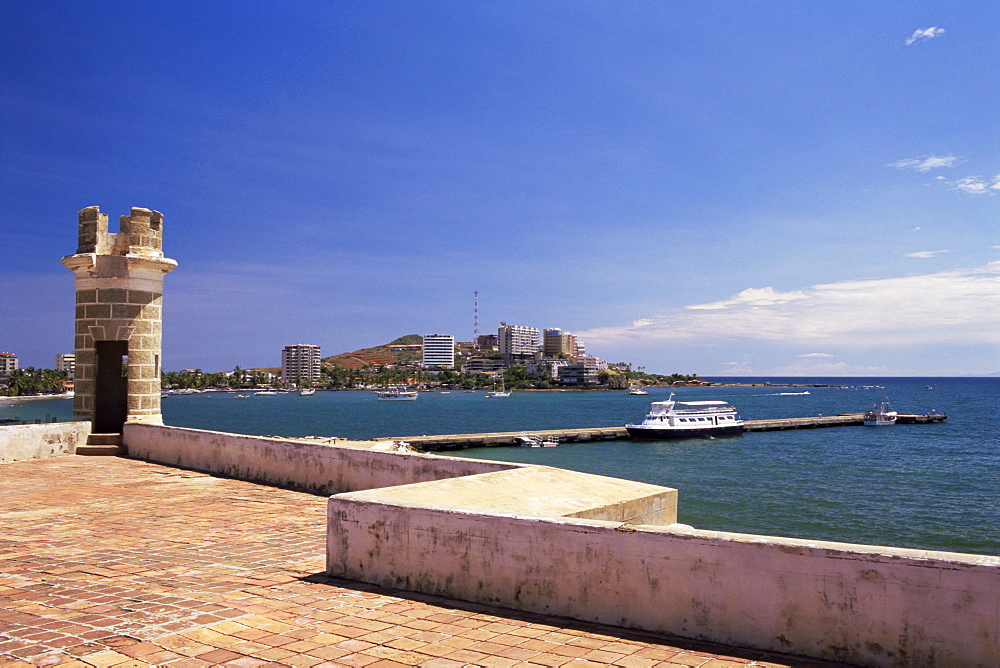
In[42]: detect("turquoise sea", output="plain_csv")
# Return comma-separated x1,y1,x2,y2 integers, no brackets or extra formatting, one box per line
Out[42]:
5,377,998,557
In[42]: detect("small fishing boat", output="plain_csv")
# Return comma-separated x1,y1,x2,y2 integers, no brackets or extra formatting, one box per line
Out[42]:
374,388,418,401
298,388,316,396
627,386,649,395
864,400,897,426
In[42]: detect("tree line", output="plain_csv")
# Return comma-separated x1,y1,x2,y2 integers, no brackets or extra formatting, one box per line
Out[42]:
1,367,71,396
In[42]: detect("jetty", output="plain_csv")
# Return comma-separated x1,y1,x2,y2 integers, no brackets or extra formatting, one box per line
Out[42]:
395,412,947,450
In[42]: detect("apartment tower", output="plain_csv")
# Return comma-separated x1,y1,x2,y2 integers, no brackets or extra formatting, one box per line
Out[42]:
498,323,540,363
281,344,321,383
422,334,455,368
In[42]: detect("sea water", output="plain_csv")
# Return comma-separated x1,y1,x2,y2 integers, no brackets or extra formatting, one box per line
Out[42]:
5,377,997,556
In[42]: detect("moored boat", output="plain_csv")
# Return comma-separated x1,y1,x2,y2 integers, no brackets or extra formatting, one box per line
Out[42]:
864,400,897,426
298,388,316,396
485,378,511,398
374,388,418,401
625,394,743,440
627,386,649,395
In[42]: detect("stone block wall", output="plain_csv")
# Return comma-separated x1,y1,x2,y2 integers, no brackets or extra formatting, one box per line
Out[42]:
62,207,177,428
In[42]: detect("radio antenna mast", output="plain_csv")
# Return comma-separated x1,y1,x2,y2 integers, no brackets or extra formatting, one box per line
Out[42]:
473,290,479,342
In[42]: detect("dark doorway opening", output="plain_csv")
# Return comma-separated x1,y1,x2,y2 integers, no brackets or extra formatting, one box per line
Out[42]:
95,340,128,433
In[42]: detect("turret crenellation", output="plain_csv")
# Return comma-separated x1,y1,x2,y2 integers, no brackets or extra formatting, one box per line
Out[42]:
76,206,165,258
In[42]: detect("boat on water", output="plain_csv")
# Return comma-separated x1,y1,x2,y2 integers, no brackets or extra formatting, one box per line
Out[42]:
517,433,559,447
374,388,418,401
627,386,649,395
298,388,316,396
253,390,279,396
485,378,511,398
625,394,744,440
864,400,897,426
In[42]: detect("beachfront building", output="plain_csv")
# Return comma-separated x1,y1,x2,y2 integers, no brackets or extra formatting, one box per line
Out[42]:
0,353,18,375
56,353,76,377
498,323,539,364
281,344,321,383
543,328,579,359
422,334,455,368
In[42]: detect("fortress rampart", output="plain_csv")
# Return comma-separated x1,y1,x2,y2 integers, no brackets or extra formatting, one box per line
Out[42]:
123,421,1000,667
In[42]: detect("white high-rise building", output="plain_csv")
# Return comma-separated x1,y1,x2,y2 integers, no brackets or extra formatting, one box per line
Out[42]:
498,323,540,362
422,334,455,368
281,344,321,383
56,353,76,377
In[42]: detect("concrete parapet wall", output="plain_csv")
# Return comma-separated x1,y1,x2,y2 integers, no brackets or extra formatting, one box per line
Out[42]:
123,423,523,494
122,422,998,666
0,422,91,463
327,498,1000,667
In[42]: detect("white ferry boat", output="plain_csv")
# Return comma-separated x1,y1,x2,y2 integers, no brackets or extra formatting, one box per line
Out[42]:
625,394,744,440
374,388,418,401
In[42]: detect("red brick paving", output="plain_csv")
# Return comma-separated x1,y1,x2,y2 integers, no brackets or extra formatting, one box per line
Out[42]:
0,456,835,667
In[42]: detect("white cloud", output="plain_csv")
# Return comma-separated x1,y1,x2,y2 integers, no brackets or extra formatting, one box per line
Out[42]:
890,155,957,172
578,262,1000,349
952,174,1000,195
800,352,834,358
686,286,807,310
905,250,950,259
905,26,945,45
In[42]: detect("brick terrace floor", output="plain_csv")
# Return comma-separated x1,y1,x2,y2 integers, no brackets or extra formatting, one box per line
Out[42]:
0,456,838,668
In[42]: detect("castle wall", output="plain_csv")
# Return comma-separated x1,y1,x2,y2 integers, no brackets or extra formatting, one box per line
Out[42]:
329,498,999,667
0,422,91,463
122,422,999,666
123,423,527,494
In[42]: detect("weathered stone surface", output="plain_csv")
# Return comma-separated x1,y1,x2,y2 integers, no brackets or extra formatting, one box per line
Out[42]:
61,206,177,428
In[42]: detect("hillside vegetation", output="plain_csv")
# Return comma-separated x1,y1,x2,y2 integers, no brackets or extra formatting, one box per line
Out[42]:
322,335,423,369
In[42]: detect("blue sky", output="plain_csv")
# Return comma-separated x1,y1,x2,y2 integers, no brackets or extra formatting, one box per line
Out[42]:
2,1,998,376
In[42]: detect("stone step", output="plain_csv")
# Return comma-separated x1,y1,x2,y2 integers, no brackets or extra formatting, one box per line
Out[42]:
76,433,125,456
86,433,123,446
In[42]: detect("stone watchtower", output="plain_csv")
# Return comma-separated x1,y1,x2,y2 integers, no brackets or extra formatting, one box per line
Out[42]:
61,207,178,433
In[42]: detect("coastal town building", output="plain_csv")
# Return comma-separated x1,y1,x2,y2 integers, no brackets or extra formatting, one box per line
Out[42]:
55,353,75,377
476,333,498,350
543,328,579,358
421,334,455,368
461,357,506,375
557,356,606,385
527,358,571,380
0,352,18,375
498,323,539,363
281,344,321,383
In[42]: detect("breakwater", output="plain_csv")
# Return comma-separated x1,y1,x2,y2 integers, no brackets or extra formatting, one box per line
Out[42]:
396,411,947,450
